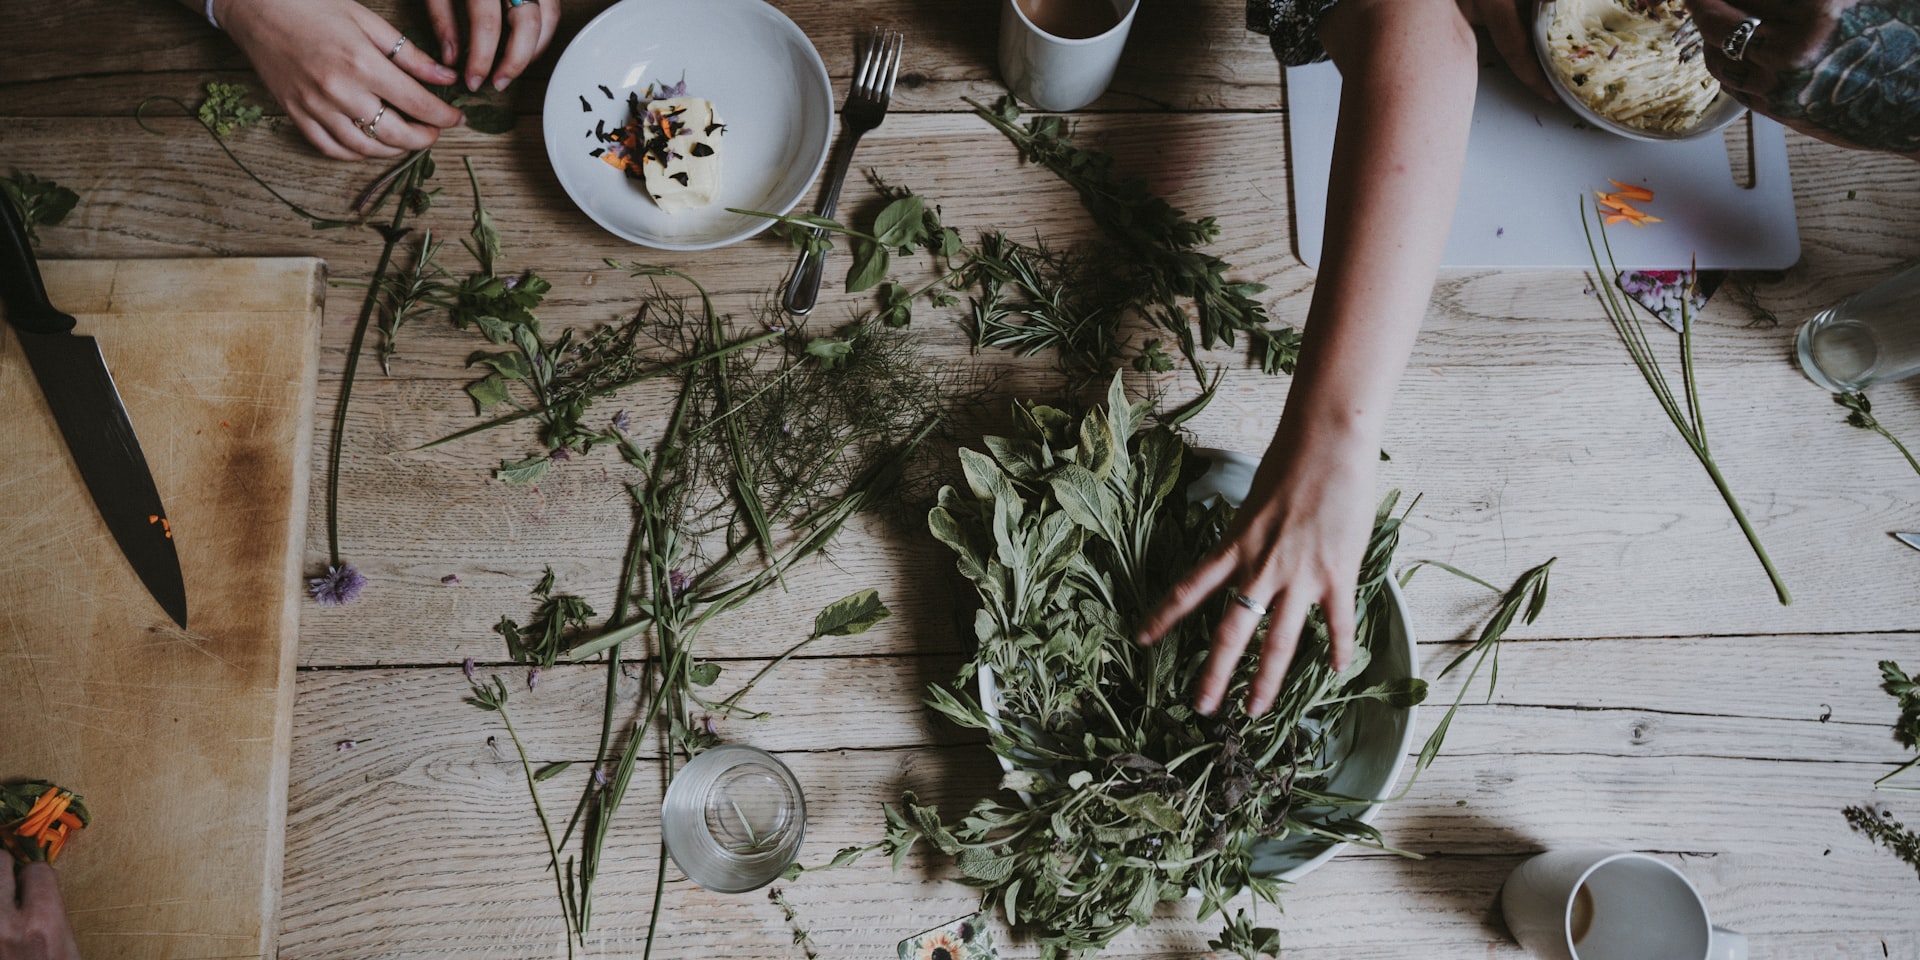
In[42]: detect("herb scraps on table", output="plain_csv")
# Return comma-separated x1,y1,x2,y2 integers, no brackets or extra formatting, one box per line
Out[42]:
1835,392,1920,478
0,171,79,245
736,97,1301,390
1,781,89,864
197,81,263,139
1843,661,1920,881
1581,198,1791,605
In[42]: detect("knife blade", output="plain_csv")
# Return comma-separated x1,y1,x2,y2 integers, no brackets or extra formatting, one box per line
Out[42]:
1897,532,1920,553
0,199,188,628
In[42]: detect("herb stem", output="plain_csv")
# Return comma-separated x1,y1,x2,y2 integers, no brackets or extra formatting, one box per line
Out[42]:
497,698,580,954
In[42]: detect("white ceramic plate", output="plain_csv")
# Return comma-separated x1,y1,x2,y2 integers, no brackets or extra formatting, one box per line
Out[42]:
541,0,834,250
976,448,1419,884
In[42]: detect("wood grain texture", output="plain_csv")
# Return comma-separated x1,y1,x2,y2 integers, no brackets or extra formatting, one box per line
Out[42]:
4,0,1920,956
0,259,323,959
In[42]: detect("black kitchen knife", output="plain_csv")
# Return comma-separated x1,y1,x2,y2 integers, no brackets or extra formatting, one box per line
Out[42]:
0,198,188,628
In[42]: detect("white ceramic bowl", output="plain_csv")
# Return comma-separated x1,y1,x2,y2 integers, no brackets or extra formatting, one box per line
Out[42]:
541,0,834,250
1532,0,1744,143
976,448,1419,884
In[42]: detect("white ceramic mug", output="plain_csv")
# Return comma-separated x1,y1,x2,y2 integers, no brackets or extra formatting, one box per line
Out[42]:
997,0,1140,112
1501,850,1747,960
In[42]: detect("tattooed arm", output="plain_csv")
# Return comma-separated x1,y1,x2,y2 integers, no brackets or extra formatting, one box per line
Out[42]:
1691,0,1920,158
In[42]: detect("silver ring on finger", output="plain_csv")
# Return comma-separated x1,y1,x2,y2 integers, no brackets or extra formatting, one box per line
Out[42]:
1228,591,1269,617
1722,17,1761,62
505,0,539,8
386,35,408,60
353,104,389,142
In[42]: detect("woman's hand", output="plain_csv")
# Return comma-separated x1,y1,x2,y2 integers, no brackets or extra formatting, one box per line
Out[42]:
217,0,465,160
1456,0,1558,101
1688,0,1920,157
1,864,81,960
1136,426,1380,717
425,0,562,93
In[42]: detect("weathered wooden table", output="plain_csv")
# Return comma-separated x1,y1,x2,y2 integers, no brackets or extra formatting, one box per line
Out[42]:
4,0,1918,956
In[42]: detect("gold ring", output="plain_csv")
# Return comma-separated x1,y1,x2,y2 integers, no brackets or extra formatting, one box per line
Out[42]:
353,104,389,141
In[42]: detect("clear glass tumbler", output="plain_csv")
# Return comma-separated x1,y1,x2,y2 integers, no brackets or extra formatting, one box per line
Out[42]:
1796,262,1920,393
660,744,806,893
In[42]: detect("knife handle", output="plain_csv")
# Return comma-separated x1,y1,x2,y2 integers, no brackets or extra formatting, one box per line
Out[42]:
0,196,75,335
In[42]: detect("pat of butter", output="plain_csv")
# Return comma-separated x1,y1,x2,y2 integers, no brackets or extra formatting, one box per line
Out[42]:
640,97,724,214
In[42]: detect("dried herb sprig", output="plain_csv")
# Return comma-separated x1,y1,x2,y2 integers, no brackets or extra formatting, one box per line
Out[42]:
767,887,821,960
494,567,597,669
1581,200,1791,605
1844,805,1920,881
1835,392,1920,478
197,81,263,139
0,171,78,245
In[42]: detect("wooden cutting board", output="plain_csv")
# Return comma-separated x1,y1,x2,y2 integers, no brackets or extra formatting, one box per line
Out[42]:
0,258,323,960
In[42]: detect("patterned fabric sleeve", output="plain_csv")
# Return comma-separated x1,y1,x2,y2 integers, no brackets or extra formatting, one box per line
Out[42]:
1245,0,1346,66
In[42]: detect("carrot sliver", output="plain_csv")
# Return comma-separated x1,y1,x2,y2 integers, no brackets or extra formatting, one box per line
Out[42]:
1606,214,1630,225
1608,179,1655,202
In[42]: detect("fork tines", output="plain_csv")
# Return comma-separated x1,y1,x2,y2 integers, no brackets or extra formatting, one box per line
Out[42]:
854,26,903,103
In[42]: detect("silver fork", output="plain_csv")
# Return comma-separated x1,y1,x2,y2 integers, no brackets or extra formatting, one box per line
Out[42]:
781,27,902,316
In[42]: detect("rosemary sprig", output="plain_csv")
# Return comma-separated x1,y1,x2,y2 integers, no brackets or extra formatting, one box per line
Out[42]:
1835,392,1920,477
1581,199,1791,605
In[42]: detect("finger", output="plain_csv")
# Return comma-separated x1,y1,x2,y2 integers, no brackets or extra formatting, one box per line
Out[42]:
491,4,544,90
1483,0,1557,102
424,0,460,65
391,35,461,90
464,0,505,92
1701,46,1770,95
1686,0,1793,67
537,0,562,54
291,111,369,162
326,109,407,160
17,863,64,918
1135,548,1238,646
379,67,466,129
366,110,444,152
1246,590,1312,716
1324,587,1357,674
1195,597,1266,715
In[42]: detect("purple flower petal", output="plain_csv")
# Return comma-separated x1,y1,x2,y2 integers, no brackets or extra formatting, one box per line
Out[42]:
527,667,541,691
549,447,572,461
336,740,357,751
612,410,631,432
309,564,368,606
669,569,692,598
442,574,461,585
462,657,477,680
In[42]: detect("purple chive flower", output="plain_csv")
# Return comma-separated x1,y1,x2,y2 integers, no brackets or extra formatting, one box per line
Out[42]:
502,275,521,291
655,78,687,99
309,564,368,606
527,667,541,691
462,657,477,680
611,410,631,433
702,716,718,737
336,740,357,751
668,569,692,598
549,447,572,462
442,574,461,585
592,767,610,789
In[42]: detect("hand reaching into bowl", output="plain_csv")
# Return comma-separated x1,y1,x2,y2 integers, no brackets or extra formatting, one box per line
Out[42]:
181,0,561,161
1457,0,1559,101
1687,0,1920,157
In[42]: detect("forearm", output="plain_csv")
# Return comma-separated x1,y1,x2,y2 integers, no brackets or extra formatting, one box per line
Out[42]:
1276,0,1477,454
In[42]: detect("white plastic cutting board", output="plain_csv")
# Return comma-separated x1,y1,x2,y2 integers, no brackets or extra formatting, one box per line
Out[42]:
1285,60,1800,270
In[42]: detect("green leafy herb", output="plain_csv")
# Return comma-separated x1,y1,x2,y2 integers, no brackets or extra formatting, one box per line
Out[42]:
494,567,594,668
1844,804,1920,880
197,81,263,139
767,887,821,960
1836,392,1920,477
0,171,78,244
1581,201,1791,605
1133,339,1176,374
1208,909,1281,960
869,376,1431,957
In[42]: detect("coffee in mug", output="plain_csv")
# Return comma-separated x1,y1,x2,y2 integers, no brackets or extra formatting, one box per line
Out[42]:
1015,0,1122,39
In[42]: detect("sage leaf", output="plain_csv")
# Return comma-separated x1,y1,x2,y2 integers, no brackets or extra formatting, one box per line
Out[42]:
496,455,551,485
812,589,891,637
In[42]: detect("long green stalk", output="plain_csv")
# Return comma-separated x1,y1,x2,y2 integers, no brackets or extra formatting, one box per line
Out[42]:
1582,200,1790,605
497,698,580,955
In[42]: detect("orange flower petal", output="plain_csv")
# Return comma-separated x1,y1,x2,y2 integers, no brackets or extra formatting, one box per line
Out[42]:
1606,214,1631,225
1608,179,1655,202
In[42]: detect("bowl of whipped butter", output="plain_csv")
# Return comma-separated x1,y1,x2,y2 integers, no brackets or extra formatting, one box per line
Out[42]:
1534,0,1745,142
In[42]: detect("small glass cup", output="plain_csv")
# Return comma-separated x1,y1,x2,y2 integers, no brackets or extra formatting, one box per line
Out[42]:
1796,262,1920,393
660,744,806,893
